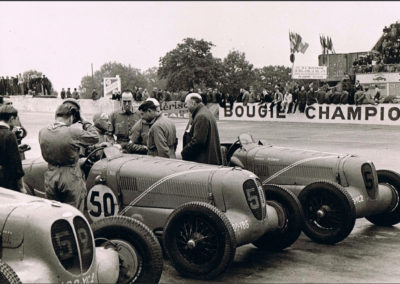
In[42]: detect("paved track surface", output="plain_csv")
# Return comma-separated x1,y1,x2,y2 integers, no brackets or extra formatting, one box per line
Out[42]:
21,112,400,283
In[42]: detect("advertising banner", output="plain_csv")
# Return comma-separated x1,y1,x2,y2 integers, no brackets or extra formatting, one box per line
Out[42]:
356,73,400,84
160,101,189,118
103,76,121,98
292,66,327,79
219,103,400,126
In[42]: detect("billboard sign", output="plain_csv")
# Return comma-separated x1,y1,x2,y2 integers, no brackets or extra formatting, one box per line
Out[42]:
103,75,121,98
219,103,400,126
292,66,327,79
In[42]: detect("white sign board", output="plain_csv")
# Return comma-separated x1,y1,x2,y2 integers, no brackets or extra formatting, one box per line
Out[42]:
292,66,327,79
219,103,400,126
103,75,121,98
356,73,400,84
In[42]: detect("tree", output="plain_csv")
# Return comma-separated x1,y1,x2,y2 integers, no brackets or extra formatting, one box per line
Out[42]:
22,70,43,81
143,67,167,91
219,50,255,97
158,38,223,91
79,62,148,99
23,69,54,96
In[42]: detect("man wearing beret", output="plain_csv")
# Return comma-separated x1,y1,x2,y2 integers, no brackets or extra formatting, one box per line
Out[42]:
0,105,25,191
39,99,99,210
181,93,222,165
138,99,177,158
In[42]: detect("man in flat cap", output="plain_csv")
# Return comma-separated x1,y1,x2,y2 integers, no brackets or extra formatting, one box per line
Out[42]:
181,93,222,165
0,105,25,191
110,90,141,148
39,99,99,210
138,99,177,158
124,98,161,154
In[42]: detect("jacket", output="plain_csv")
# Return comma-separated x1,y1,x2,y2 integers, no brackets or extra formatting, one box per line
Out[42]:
39,122,99,166
110,109,141,144
0,124,24,191
181,103,222,165
147,114,177,158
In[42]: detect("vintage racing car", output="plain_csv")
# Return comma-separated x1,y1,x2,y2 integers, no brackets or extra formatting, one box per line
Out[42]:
0,187,120,284
221,133,400,244
0,187,163,284
22,146,303,280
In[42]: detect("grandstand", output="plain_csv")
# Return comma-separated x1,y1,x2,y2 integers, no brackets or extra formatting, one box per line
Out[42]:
318,22,400,98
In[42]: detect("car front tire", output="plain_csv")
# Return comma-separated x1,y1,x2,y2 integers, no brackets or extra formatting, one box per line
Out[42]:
366,170,400,226
253,185,303,251
91,216,163,284
298,181,356,244
0,261,21,284
163,202,236,280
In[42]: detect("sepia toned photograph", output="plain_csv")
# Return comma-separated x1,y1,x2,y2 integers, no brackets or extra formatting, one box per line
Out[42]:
1,1,400,283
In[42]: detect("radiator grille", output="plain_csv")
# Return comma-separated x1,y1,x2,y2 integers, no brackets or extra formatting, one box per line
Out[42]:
73,216,93,271
51,220,80,274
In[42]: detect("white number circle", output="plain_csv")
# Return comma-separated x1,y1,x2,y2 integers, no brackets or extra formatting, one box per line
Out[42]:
87,185,119,222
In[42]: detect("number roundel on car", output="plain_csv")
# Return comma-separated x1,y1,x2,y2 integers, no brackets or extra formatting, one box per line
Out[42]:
87,185,119,222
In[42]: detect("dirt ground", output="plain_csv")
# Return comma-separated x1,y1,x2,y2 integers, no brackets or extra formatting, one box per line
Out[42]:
21,112,400,283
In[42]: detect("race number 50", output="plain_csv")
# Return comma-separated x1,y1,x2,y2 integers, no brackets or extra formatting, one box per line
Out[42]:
87,185,119,222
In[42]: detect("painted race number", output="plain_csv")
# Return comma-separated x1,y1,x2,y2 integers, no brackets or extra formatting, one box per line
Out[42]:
87,185,119,222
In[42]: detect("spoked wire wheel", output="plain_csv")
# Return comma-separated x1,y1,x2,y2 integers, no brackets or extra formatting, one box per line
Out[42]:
163,202,236,280
298,181,356,244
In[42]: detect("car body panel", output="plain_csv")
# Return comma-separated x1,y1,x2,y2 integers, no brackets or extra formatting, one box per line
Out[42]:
0,187,119,283
23,149,276,247
223,134,396,218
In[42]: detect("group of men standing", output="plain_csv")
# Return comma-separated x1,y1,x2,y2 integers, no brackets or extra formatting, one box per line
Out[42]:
0,74,52,96
112,90,221,164
60,87,80,100
0,90,222,212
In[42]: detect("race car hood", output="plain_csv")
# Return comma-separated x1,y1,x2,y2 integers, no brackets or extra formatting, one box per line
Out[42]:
234,144,353,186
107,154,231,208
0,188,67,248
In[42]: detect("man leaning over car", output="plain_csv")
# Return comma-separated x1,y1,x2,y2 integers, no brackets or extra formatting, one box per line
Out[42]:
123,98,161,155
138,99,177,158
39,99,99,211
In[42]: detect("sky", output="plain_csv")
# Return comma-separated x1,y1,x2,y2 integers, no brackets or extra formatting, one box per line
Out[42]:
1,1,400,91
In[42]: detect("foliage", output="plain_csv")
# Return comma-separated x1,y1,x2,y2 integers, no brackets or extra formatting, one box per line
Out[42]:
78,39,299,98
22,70,43,81
143,67,167,91
158,38,223,91
79,62,148,99
252,65,292,93
22,69,54,95
219,50,255,97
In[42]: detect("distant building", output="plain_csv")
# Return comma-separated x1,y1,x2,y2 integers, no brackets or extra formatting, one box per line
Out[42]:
318,22,400,98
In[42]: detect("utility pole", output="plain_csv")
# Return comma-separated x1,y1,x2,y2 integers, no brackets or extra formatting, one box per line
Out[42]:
91,63,94,90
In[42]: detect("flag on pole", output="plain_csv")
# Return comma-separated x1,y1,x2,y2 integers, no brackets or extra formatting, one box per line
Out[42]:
289,31,309,54
299,42,309,54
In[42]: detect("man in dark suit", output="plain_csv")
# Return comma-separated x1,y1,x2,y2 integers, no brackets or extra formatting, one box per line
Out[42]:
181,93,222,165
0,105,25,191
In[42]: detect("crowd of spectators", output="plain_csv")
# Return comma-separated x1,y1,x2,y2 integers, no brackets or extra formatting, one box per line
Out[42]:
109,75,398,114
353,22,400,73
0,74,52,97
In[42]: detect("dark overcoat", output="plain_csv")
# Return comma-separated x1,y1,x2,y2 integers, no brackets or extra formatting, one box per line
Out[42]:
181,103,222,165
